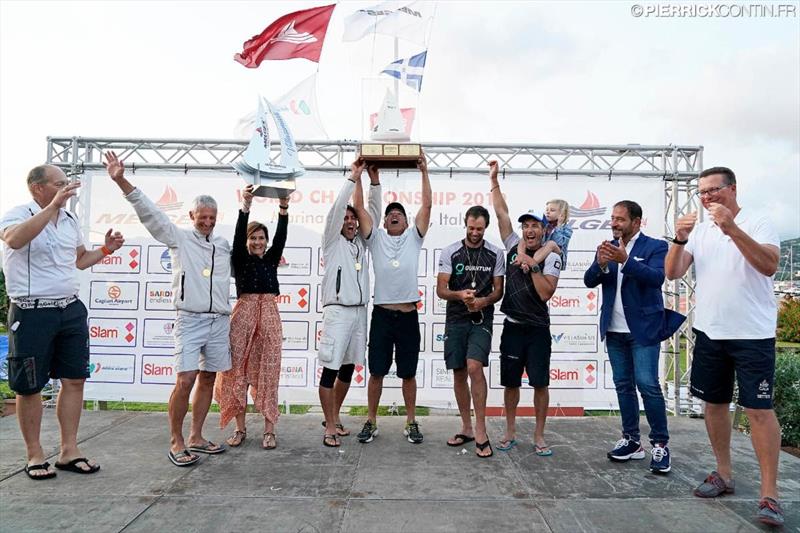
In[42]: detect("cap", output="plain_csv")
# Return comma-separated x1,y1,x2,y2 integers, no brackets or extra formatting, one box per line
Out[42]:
517,210,547,224
385,202,407,217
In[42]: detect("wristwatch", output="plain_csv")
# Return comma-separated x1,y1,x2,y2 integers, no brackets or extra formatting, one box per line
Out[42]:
530,264,541,274
672,237,688,245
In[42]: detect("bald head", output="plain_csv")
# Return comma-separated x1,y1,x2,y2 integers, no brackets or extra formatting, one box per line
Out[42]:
27,165,65,191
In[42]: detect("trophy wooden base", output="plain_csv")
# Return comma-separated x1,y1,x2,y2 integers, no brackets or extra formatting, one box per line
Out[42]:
359,143,421,169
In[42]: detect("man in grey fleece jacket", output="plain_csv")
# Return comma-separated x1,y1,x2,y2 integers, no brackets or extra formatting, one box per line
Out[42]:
318,158,378,446
104,151,230,467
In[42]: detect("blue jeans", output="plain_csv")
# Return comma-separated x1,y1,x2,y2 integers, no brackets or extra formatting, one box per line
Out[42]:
606,332,669,444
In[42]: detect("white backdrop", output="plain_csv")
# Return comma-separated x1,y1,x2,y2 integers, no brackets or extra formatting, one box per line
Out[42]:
78,169,665,409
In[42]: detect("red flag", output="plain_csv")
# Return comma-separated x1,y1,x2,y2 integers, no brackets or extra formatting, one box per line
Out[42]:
234,4,335,68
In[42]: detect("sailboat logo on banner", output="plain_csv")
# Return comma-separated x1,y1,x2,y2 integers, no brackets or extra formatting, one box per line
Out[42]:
232,97,305,198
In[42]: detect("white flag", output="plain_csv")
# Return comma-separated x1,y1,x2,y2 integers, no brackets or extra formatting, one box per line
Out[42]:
342,1,433,45
234,73,328,140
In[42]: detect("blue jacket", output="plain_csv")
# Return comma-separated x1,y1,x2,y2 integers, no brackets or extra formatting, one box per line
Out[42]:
583,233,685,346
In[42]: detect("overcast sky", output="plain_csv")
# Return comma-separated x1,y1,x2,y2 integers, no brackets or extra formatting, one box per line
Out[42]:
1,0,798,238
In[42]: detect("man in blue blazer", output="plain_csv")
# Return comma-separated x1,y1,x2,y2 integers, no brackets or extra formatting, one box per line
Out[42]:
584,200,685,474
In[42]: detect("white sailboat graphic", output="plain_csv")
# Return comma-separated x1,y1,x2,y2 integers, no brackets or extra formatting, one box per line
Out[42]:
370,88,409,142
268,21,318,45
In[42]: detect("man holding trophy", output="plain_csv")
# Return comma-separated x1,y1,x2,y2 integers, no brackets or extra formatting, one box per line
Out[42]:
356,148,432,445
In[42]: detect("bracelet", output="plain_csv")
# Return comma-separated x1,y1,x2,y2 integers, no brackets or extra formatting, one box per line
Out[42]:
672,237,688,245
101,246,113,256
490,185,499,192
279,205,289,210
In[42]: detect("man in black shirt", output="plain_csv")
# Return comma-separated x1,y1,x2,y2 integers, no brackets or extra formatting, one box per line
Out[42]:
489,161,561,456
436,206,505,457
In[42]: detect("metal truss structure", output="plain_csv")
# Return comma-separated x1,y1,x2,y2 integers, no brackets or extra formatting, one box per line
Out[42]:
47,137,704,414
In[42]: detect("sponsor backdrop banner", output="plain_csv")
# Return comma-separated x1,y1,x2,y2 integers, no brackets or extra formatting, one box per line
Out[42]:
79,170,664,409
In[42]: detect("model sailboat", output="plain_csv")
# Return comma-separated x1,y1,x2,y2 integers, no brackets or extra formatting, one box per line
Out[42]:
370,88,410,142
233,97,305,198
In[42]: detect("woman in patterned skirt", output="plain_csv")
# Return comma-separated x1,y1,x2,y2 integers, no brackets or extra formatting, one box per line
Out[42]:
214,184,288,449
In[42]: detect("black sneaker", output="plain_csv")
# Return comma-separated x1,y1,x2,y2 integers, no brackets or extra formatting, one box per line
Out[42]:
404,421,423,444
607,436,645,462
356,420,378,443
649,443,671,474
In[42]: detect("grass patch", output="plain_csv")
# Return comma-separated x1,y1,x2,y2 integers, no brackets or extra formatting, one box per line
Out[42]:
778,341,800,349
81,401,311,415
583,410,617,417
347,406,430,417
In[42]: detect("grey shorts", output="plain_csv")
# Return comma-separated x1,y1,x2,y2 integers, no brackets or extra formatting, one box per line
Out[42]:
173,311,232,373
319,305,367,370
443,316,493,370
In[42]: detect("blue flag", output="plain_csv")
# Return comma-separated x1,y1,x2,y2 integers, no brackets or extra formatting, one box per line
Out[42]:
380,50,427,92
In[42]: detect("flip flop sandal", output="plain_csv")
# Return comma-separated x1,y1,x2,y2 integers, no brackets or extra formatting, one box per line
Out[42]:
476,440,493,458
54,457,100,474
497,439,517,451
535,445,553,456
226,430,247,447
168,449,200,467
188,441,226,454
263,432,277,450
321,421,350,437
447,434,476,447
24,462,56,480
323,434,341,447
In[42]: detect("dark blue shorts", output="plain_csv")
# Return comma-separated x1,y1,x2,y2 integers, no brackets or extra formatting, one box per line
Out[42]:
7,300,90,395
368,306,420,379
689,328,775,409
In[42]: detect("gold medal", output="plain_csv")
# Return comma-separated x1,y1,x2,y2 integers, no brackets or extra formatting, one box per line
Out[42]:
391,260,400,268
355,262,362,271
202,268,211,277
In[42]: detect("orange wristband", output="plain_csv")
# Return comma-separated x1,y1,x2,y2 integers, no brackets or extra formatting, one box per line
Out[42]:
101,246,113,256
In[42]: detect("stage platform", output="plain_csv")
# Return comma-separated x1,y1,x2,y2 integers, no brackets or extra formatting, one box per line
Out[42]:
0,411,797,532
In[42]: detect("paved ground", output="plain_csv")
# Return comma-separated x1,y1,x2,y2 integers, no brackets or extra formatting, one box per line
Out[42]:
0,411,798,532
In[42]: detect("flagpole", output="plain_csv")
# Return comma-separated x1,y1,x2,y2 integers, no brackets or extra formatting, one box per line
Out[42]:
393,36,400,106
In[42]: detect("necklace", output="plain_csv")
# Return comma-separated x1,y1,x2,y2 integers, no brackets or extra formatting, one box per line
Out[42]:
348,240,362,271
465,242,483,289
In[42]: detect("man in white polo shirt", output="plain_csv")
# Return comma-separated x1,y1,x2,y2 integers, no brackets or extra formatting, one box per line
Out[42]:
1,164,124,480
665,166,784,527
356,154,432,445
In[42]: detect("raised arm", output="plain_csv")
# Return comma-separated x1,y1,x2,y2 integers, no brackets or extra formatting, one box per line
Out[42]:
415,152,432,237
104,151,135,195
0,182,81,249
489,161,513,242
75,228,125,270
356,162,373,238
104,151,181,247
367,164,382,233
266,196,290,263
232,185,253,268
665,213,696,279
